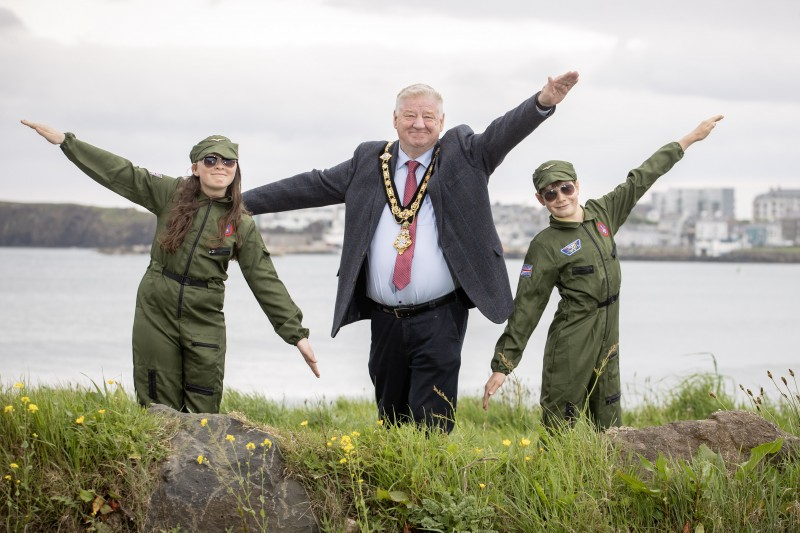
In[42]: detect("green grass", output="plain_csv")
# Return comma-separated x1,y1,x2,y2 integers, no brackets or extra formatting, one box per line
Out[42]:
2,369,799,532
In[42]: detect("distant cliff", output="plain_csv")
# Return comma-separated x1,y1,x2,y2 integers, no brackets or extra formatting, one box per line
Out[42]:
0,201,155,247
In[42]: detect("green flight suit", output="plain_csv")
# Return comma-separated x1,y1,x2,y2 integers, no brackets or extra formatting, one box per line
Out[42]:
491,142,684,429
61,134,309,413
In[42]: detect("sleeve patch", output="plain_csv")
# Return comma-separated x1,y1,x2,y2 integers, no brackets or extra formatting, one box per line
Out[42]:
520,264,533,277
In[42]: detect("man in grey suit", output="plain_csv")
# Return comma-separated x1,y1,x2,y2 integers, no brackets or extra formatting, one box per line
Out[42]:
243,71,579,432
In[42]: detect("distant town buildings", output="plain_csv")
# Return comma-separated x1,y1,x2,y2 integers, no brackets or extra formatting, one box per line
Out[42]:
254,187,800,258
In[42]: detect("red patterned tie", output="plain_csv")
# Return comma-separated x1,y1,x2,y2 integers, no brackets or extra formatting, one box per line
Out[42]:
392,160,420,290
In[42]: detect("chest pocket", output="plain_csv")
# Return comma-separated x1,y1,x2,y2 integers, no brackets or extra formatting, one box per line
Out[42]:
572,265,595,275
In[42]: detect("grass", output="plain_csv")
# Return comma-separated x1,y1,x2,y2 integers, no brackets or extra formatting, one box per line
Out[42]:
2,369,799,532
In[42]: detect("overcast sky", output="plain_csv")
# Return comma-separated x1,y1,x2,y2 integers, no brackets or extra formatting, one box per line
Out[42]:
3,0,799,219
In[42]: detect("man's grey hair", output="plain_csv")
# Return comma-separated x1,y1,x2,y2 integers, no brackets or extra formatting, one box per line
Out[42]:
395,83,444,115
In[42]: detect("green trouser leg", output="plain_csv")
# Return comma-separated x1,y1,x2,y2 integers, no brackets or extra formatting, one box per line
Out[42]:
540,308,622,430
131,273,226,413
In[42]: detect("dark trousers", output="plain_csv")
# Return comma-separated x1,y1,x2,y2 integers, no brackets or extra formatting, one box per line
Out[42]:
368,298,468,433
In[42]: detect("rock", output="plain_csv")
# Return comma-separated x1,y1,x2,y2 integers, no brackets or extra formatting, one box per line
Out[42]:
606,409,800,468
144,404,318,532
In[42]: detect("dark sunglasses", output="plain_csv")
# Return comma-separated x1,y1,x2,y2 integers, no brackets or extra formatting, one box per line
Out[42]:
202,155,237,168
541,182,576,202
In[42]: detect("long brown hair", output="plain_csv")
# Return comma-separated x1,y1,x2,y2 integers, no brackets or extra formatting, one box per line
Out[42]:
158,165,249,256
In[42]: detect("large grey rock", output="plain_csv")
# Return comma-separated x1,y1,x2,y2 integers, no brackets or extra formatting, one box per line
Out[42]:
145,404,318,532
606,409,800,467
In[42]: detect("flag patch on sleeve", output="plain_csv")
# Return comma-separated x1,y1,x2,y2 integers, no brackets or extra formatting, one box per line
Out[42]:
520,264,533,277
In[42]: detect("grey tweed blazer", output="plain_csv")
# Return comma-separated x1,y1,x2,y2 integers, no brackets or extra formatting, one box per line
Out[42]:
243,93,553,337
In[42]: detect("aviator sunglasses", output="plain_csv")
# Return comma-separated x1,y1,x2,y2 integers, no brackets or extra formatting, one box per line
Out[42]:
202,155,238,168
541,182,576,202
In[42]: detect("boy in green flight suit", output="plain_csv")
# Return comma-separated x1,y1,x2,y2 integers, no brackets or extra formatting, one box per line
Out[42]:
483,115,723,429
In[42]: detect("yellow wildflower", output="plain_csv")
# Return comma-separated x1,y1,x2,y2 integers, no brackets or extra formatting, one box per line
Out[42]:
261,438,272,448
502,439,511,447
106,379,116,385
246,442,256,451
4,405,13,414
474,447,483,454
326,441,332,447
520,438,531,447
331,436,338,441
225,434,235,443
75,415,85,424
300,420,308,427
479,483,486,489
524,456,531,462
13,382,23,389
3,475,10,481
10,463,19,469
20,397,30,404
27,404,38,413
32,433,37,438
97,409,106,415
197,455,205,465
339,458,347,464
351,431,361,437
358,479,364,484
200,418,208,427
376,419,384,426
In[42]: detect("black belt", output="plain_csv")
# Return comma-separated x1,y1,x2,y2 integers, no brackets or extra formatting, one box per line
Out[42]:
375,291,459,319
598,293,619,308
162,268,208,288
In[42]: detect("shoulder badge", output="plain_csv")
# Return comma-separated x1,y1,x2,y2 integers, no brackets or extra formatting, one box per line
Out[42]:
597,221,610,237
520,264,533,277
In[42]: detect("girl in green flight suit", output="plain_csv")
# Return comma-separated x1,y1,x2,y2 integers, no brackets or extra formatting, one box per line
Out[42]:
22,120,320,413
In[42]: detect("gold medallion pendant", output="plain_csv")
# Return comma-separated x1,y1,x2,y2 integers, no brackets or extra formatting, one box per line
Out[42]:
394,223,412,254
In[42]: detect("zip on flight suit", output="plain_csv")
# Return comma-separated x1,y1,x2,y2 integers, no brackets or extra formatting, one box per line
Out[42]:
61,133,309,413
491,142,685,429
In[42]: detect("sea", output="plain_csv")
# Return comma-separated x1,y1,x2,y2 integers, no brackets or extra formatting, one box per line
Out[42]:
1,248,797,408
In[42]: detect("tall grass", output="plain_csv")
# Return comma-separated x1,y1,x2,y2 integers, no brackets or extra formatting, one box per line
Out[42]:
2,369,798,532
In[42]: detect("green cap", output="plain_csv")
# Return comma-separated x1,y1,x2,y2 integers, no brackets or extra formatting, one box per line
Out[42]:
532,160,577,192
189,135,239,162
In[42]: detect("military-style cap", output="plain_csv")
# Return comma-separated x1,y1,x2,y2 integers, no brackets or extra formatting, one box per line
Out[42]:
532,160,577,192
189,135,239,162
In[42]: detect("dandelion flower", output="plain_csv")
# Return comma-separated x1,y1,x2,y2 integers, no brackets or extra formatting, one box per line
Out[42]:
75,415,85,424
351,431,360,437
339,458,347,464
524,456,531,462
10,463,18,469
32,433,37,438
200,418,208,427
479,483,486,489
376,419,384,426
27,404,38,413
3,475,10,481
261,438,272,449
331,436,338,441
502,439,511,447
197,455,205,465
97,409,106,415
20,397,30,404
13,382,23,389
4,405,13,414
246,442,256,451
300,420,308,427
326,441,332,447
520,438,531,447
225,434,235,443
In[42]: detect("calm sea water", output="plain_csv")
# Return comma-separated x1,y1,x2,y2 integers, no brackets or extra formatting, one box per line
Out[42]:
1,248,797,407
